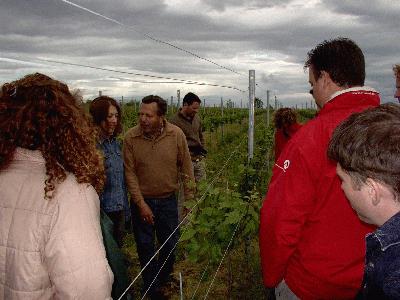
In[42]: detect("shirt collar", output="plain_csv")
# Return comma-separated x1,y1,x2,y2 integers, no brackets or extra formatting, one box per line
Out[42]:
143,123,164,140
178,108,193,121
132,119,172,139
98,134,116,145
13,147,45,163
328,86,378,102
371,211,400,251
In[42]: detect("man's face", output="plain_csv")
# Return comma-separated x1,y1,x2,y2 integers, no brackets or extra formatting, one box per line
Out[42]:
336,163,373,224
139,102,163,135
183,101,200,118
395,76,400,103
308,66,329,109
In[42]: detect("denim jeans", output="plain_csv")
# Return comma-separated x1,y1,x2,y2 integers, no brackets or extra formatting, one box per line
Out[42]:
131,194,179,298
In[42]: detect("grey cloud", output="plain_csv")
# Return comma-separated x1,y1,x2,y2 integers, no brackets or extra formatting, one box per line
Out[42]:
201,0,293,12
0,0,398,106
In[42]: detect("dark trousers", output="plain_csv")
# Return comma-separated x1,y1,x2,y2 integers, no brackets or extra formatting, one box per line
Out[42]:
105,210,126,248
132,194,179,298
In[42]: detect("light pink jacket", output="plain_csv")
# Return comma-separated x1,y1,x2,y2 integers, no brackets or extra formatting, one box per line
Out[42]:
0,148,114,299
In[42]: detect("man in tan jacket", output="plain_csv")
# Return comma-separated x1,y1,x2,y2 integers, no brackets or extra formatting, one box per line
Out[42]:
123,95,194,299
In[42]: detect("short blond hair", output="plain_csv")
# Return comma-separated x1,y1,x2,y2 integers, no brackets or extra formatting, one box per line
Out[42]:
394,64,400,78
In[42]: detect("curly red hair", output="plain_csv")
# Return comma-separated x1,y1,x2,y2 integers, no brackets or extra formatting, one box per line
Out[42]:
273,108,299,137
0,73,104,198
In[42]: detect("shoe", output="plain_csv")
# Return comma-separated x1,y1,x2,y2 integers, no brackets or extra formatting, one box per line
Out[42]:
148,288,168,300
150,288,169,300
160,274,180,289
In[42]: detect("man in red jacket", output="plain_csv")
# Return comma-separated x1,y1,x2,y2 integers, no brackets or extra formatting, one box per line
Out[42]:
259,37,380,299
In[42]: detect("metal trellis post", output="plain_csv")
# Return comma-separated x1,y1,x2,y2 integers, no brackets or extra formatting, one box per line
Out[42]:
221,97,224,143
248,70,255,163
266,90,270,127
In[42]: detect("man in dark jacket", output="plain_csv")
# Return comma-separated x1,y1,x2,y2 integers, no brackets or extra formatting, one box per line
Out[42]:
170,92,206,182
170,92,206,220
259,37,380,299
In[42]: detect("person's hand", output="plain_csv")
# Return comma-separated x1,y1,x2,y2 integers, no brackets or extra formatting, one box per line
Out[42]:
138,201,154,225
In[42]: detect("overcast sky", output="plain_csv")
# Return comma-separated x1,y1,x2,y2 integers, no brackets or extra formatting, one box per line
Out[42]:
0,0,399,107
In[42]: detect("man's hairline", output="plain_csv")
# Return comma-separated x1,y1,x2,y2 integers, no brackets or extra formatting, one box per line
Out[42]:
140,101,165,117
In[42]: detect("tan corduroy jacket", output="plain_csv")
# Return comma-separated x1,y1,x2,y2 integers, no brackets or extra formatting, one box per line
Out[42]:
0,148,113,299
123,121,195,206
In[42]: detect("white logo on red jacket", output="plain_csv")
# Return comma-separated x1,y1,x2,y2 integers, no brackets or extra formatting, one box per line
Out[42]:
275,159,290,172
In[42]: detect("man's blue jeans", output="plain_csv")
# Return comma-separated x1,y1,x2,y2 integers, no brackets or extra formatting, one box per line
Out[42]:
131,194,179,297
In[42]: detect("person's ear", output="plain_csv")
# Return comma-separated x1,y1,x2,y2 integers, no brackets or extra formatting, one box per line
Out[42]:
320,71,332,87
366,178,379,206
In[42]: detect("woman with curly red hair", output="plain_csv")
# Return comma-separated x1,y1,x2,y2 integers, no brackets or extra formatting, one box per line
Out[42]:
273,108,302,161
0,73,113,298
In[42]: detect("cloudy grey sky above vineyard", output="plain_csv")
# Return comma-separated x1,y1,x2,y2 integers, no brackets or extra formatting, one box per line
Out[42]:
0,0,399,106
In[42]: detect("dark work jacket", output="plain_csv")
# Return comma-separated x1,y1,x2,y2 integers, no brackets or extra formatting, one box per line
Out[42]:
357,212,400,299
169,109,206,158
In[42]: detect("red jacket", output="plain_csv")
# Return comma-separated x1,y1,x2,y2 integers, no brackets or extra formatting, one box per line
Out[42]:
274,123,302,161
259,88,380,299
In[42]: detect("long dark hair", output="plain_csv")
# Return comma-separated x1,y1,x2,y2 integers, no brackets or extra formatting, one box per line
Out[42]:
89,96,122,137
